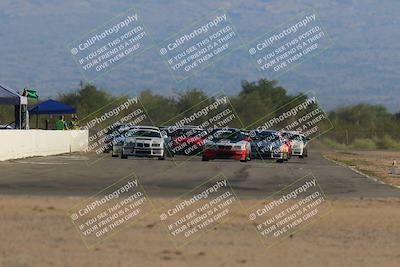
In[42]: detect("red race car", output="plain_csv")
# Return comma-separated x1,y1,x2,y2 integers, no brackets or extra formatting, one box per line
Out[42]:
202,128,252,162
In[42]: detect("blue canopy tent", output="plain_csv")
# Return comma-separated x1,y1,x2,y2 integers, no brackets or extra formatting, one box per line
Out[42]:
29,99,75,129
29,99,75,115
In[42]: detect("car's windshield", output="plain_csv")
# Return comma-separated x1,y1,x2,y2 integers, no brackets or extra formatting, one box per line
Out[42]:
123,130,136,138
133,130,161,138
169,129,183,137
282,133,304,141
254,131,280,142
170,128,203,138
209,130,243,142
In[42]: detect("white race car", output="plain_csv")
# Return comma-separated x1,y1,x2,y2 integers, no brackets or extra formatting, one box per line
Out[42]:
121,126,166,160
111,126,160,157
281,131,309,158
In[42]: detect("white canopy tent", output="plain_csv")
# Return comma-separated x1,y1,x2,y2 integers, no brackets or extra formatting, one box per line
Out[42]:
0,84,28,129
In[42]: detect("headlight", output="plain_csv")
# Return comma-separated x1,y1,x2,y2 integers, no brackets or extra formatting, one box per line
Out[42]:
233,145,244,150
152,143,161,147
279,144,289,153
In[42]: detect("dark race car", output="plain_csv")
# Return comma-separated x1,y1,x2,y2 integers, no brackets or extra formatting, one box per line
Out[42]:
102,124,125,153
165,126,207,156
250,130,290,163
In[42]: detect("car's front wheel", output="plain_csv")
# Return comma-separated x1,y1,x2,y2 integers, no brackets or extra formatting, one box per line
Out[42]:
121,152,128,159
158,151,166,160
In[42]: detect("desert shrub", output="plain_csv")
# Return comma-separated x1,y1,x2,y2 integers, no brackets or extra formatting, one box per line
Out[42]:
319,138,348,149
352,138,377,150
376,135,400,150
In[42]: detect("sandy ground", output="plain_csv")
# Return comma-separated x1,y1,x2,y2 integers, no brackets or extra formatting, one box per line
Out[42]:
323,150,400,187
1,196,400,267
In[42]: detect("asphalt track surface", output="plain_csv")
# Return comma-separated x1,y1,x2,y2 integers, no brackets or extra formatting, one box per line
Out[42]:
0,150,399,199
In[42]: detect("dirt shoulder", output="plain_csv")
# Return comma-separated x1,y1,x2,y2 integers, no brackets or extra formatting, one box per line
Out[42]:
322,150,400,187
1,196,400,267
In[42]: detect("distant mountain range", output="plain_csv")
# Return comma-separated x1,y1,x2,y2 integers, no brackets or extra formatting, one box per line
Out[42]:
0,0,399,111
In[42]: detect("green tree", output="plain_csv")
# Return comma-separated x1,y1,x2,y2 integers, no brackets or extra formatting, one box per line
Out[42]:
58,82,113,118
139,90,178,125
231,79,302,127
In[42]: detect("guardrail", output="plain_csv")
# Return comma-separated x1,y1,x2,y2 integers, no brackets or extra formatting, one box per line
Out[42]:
0,130,88,161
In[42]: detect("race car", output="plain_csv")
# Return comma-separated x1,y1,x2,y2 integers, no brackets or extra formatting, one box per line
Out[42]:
202,128,252,162
121,126,166,160
103,124,125,153
250,130,291,163
165,126,207,156
111,129,134,157
281,131,309,158
111,126,160,157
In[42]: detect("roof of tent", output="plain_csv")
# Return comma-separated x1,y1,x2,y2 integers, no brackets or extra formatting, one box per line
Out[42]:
0,83,27,105
28,99,75,115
